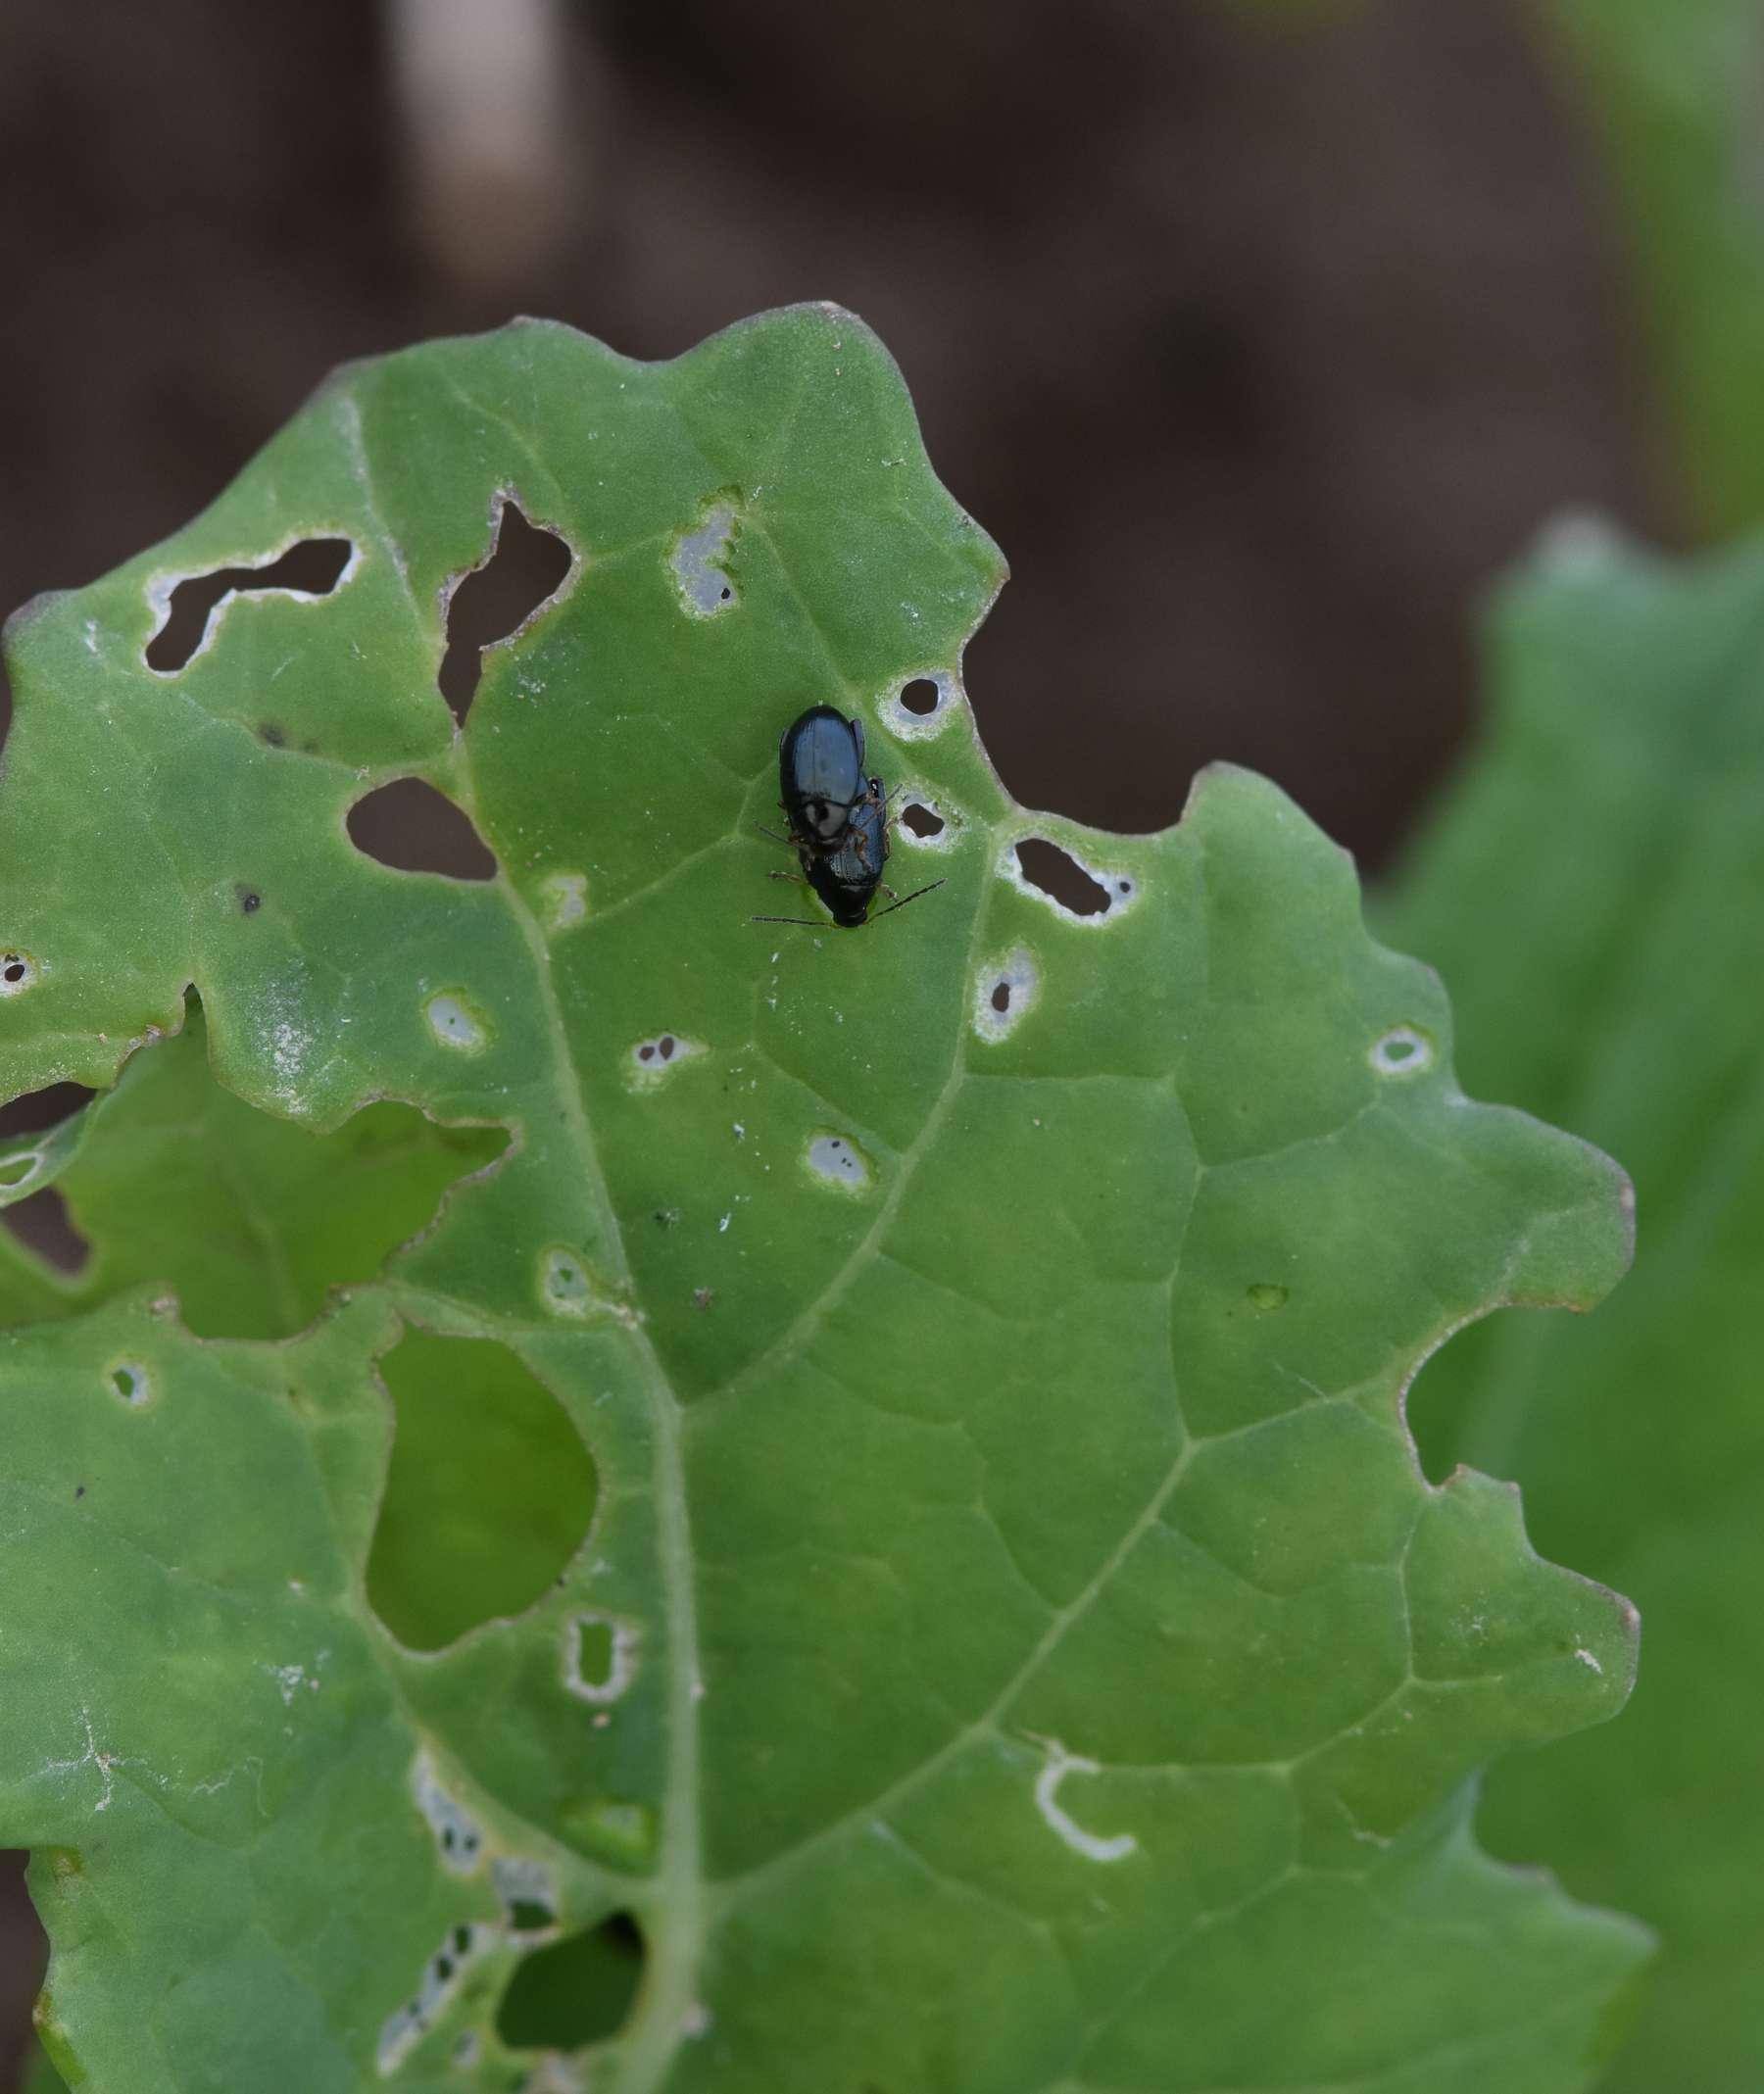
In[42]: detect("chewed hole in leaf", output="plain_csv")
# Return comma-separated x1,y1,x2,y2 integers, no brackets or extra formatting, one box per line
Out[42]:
1370,1025,1435,1077
347,778,498,880
670,502,740,615
145,537,353,673
1,1187,90,1276
496,1911,646,2050
493,1855,559,1934
366,1329,597,1651
109,1363,150,1405
439,499,572,725
33,1020,505,1340
882,671,957,741
974,948,1039,1043
0,1083,92,1142
898,800,947,840
1013,837,1113,917
0,952,37,996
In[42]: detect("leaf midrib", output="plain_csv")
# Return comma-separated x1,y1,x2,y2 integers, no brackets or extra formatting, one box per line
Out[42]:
490,864,707,2091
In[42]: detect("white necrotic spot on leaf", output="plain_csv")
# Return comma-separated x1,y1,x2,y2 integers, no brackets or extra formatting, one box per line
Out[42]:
412,1750,484,1875
564,1612,640,1704
538,870,589,932
426,993,487,1051
1370,1025,1435,1077
540,1247,596,1318
0,952,38,996
804,1130,875,1193
109,1362,151,1406
880,669,960,741
670,503,740,615
1030,1737,1137,1865
376,1922,491,2074
627,1031,705,1089
973,947,1039,1044
1575,1646,1604,1675
492,1854,558,1932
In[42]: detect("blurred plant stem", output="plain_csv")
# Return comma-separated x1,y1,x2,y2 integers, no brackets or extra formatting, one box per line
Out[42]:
387,0,588,294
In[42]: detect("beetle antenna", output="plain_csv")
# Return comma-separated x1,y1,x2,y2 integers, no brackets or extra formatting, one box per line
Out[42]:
750,913,829,928
864,878,945,923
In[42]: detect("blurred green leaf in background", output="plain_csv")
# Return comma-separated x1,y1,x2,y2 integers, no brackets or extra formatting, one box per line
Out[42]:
1388,517,1764,2092
1544,0,1764,535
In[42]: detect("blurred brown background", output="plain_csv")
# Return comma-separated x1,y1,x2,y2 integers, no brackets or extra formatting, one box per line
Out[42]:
0,0,1678,2080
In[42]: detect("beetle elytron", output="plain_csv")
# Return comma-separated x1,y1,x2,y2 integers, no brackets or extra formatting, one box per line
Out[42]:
753,705,944,930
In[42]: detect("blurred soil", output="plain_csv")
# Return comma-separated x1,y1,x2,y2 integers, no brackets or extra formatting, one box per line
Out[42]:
0,0,1671,2080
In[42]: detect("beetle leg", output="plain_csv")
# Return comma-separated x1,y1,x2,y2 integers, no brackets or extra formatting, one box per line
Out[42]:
766,870,813,887
862,878,946,924
760,822,825,858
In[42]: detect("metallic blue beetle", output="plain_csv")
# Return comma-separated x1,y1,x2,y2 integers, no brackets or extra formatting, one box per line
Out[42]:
754,705,943,930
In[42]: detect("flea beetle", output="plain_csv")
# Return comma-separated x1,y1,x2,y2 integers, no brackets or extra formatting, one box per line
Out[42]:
754,705,944,929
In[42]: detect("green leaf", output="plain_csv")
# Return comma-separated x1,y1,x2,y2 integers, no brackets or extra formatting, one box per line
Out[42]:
0,309,1645,2089
1540,0,1764,530
1384,518,1764,2090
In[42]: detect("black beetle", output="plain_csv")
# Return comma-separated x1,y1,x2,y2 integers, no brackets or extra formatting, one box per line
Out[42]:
754,704,944,930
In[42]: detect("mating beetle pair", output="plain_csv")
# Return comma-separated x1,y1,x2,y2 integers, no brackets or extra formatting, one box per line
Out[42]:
754,704,944,930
